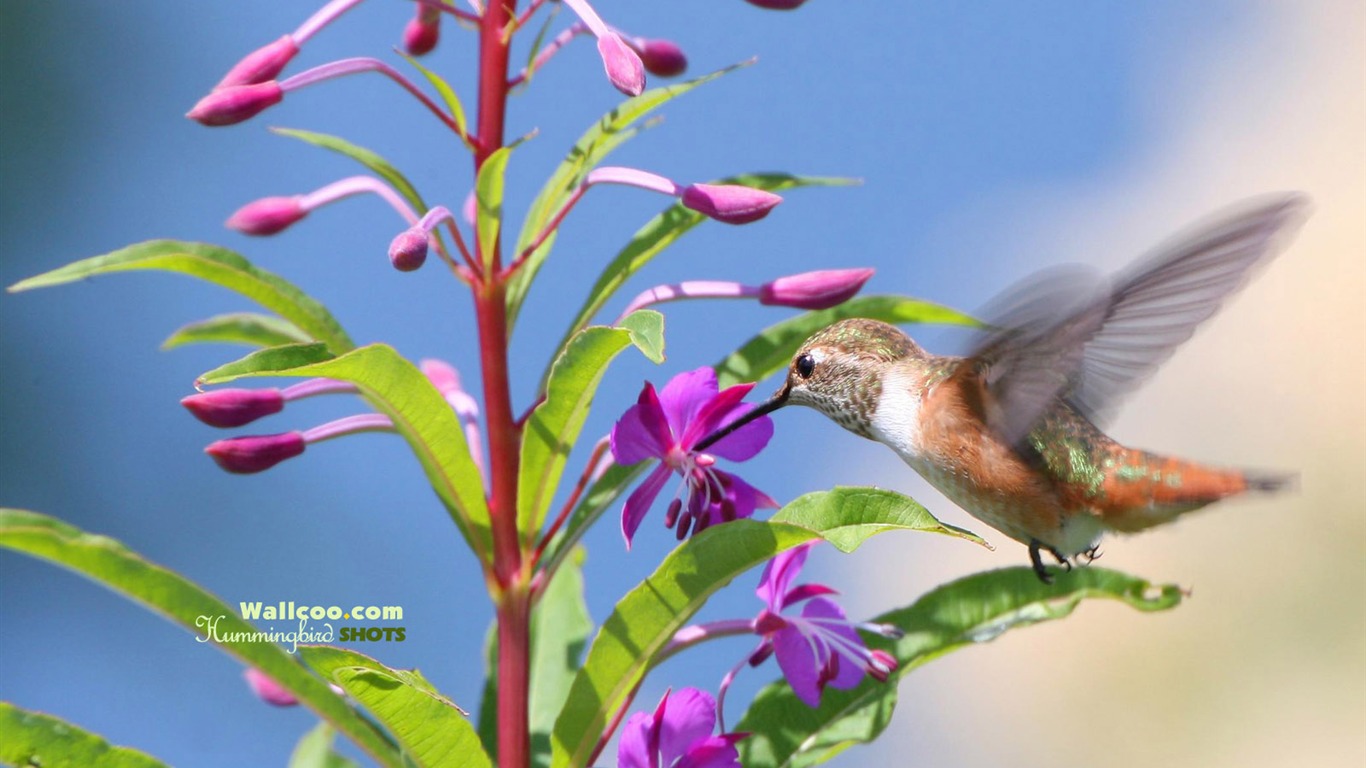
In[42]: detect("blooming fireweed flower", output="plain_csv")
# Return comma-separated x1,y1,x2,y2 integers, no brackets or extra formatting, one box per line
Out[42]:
745,542,900,707
618,687,745,768
610,367,776,547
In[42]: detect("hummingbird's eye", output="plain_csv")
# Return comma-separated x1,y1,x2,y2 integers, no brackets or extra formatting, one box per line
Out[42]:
795,353,816,379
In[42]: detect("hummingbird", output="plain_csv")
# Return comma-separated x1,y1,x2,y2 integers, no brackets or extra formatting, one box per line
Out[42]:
698,194,1309,582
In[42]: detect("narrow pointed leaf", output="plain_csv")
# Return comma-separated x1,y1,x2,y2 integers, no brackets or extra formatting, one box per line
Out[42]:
735,566,1184,767
271,128,429,214
549,173,857,361
299,646,489,768
519,6,560,88
0,701,169,768
0,509,402,768
476,147,512,270
519,311,663,539
771,487,987,553
162,311,311,350
399,52,469,140
8,240,353,353
198,344,492,559
549,487,978,768
289,722,361,768
507,61,754,322
715,295,982,388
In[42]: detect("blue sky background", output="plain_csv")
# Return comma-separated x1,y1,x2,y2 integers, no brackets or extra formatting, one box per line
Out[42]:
2,2,1362,766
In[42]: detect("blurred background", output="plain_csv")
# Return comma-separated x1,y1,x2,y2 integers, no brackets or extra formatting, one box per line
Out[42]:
1,1,1361,766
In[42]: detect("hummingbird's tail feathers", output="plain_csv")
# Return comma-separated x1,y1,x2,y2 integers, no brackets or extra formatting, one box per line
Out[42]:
1093,451,1276,533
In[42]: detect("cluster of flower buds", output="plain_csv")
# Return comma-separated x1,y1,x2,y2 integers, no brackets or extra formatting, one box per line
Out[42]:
186,362,481,476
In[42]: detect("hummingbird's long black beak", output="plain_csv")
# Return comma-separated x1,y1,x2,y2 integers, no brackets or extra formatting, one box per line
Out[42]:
694,386,790,452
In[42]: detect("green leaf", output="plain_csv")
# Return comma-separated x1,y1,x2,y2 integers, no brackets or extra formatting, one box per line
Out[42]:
398,53,468,139
715,295,982,388
518,5,560,88
271,128,429,215
299,646,488,768
198,344,492,559
7,240,354,354
0,701,169,768
289,722,361,768
507,61,754,323
735,566,1184,768
519,311,662,540
549,487,977,768
771,487,987,553
618,308,665,364
476,147,513,270
0,509,401,768
479,553,594,768
162,312,312,350
550,173,858,362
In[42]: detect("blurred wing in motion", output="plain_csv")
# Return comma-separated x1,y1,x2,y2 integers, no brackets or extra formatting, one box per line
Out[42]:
965,193,1311,444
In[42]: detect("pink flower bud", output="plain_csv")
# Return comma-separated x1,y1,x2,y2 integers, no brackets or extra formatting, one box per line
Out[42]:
758,268,874,309
635,39,687,77
225,197,307,236
244,668,298,707
388,227,429,272
205,432,305,474
215,35,300,90
680,183,783,225
403,8,442,56
182,389,285,428
597,34,645,97
745,0,808,9
187,81,284,127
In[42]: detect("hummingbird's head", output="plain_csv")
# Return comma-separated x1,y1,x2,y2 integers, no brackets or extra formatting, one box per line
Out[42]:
693,318,922,452
778,318,921,436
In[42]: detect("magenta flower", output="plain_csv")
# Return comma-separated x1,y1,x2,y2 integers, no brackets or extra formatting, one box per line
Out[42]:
747,542,899,707
560,0,646,96
610,367,776,547
617,688,745,768
630,38,688,78
183,379,356,428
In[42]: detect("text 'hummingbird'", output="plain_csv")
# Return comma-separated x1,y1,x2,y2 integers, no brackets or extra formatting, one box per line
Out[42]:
699,194,1309,582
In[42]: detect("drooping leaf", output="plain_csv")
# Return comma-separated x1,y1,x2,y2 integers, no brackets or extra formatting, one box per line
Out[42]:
271,128,429,215
475,147,513,270
771,487,987,553
0,701,169,768
289,722,361,768
299,646,489,768
398,52,468,140
162,312,312,350
735,566,1185,767
7,240,354,353
479,552,594,768
507,61,754,323
0,509,401,768
715,295,981,388
549,173,858,361
519,311,664,539
198,344,491,559
549,488,980,768
618,308,665,364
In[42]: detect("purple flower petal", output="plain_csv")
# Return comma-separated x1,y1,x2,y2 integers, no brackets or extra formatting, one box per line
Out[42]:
658,367,718,439
636,382,677,454
718,471,778,521
757,541,818,610
621,463,674,548
616,710,655,768
675,735,744,768
612,402,668,465
772,623,825,707
781,583,839,611
658,688,719,768
695,401,773,462
679,381,755,449
801,598,866,691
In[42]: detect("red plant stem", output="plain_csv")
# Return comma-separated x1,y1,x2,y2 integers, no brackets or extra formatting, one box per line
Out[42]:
502,184,587,278
474,3,529,768
529,437,608,585
587,677,644,768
